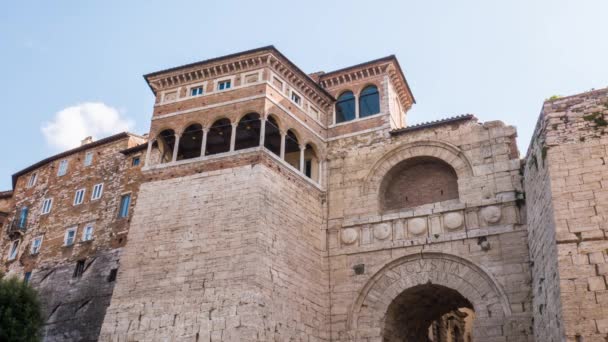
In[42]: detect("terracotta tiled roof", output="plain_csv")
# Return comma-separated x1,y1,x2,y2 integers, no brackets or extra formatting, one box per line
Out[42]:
390,114,476,135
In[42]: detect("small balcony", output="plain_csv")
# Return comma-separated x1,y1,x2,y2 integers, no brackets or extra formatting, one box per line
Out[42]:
7,218,26,235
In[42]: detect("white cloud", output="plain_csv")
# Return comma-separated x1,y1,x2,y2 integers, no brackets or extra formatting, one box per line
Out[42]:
42,102,135,151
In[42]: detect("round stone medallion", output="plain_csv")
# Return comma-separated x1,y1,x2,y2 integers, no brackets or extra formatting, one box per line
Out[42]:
481,206,502,224
373,223,391,240
341,228,358,245
408,218,427,236
443,212,464,230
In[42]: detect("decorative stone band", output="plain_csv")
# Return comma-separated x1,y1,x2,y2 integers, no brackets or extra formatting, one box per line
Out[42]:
337,203,518,250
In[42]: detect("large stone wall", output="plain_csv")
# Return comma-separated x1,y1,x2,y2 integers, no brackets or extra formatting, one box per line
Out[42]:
325,117,534,341
525,89,608,341
100,159,328,341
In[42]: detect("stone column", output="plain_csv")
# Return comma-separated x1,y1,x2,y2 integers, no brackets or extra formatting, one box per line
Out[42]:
280,130,287,159
318,159,323,184
299,144,306,173
230,123,237,152
144,139,154,167
201,128,209,157
355,94,360,119
259,117,266,147
171,134,181,162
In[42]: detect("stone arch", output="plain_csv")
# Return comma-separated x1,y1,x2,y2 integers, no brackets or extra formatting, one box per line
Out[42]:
362,140,473,196
347,252,511,341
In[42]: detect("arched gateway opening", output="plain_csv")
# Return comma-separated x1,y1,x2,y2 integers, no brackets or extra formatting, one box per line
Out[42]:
347,253,512,342
383,283,474,342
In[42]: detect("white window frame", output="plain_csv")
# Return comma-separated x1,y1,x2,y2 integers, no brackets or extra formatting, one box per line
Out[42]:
187,81,207,97
290,90,302,107
73,188,86,206
64,227,77,246
27,172,38,188
82,224,94,241
57,159,69,176
84,152,94,166
30,236,43,254
8,240,20,260
91,183,104,201
41,198,53,215
215,76,235,92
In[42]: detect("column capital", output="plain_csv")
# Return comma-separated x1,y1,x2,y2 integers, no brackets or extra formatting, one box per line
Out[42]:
299,144,306,151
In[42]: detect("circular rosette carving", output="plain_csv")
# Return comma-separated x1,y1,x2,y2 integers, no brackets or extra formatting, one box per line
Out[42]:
373,223,391,240
481,206,502,224
408,218,427,236
341,228,359,245
443,212,464,230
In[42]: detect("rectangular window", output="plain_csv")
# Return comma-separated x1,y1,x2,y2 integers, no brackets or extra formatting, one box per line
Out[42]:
57,159,69,176
18,207,28,229
27,172,38,188
24,272,32,284
84,152,94,166
91,183,103,200
73,259,85,278
8,240,19,260
118,194,131,218
82,224,94,241
131,156,140,167
291,92,301,106
73,189,85,205
217,80,231,91
108,268,118,282
64,227,77,246
30,236,43,254
190,86,203,96
41,198,53,215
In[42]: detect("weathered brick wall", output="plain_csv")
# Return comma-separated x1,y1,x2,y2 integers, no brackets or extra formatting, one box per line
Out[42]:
381,156,459,210
525,89,608,341
100,160,328,341
0,134,145,341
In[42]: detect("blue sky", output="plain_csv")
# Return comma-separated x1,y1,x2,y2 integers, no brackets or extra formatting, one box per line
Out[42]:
1,1,607,190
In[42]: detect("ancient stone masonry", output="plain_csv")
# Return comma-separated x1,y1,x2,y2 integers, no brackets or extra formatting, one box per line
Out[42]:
1,45,606,341
524,88,608,342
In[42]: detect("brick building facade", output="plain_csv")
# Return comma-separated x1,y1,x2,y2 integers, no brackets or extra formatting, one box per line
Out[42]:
0,46,606,341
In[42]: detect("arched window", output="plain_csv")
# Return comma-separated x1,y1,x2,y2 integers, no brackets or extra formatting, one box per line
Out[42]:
304,144,319,182
284,129,300,170
335,91,356,124
235,113,261,150
381,156,459,211
205,119,232,155
359,85,380,117
157,129,175,164
177,124,203,160
264,115,281,156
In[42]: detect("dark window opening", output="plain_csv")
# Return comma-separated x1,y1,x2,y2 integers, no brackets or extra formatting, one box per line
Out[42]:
177,124,203,160
156,129,176,164
305,160,312,178
190,87,203,96
131,156,140,166
335,91,356,123
18,206,28,229
73,260,85,278
235,113,261,150
108,268,118,282
206,118,232,155
284,129,300,169
359,85,380,117
264,116,281,156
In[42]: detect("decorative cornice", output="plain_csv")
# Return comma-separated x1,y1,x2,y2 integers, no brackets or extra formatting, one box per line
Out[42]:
318,56,416,111
144,46,334,111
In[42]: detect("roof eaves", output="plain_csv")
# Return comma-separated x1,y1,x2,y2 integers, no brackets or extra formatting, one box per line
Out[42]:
390,114,476,136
